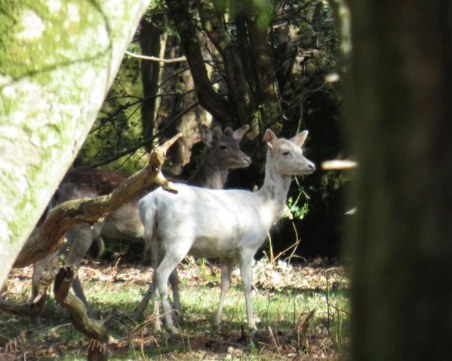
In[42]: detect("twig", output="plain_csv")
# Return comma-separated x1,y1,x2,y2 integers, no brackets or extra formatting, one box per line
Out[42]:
272,222,301,264
267,326,280,352
295,309,315,351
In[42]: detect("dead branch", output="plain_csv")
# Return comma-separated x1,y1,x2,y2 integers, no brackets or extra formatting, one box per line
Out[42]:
13,133,182,268
295,309,315,351
1,134,182,361
0,264,54,318
125,50,187,63
54,266,108,361
0,296,46,318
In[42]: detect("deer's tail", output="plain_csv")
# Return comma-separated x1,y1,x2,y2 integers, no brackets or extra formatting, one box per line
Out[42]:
138,195,158,261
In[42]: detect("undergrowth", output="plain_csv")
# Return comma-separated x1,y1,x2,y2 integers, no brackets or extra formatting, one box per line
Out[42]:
0,256,349,360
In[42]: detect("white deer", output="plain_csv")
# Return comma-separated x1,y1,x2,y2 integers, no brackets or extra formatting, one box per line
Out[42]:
31,125,250,316
137,129,315,333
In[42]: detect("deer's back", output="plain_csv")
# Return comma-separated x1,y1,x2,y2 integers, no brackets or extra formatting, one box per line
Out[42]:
139,184,273,258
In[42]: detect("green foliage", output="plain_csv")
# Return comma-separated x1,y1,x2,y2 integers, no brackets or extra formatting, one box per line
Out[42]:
287,188,310,220
319,170,352,200
214,0,274,28
76,57,146,173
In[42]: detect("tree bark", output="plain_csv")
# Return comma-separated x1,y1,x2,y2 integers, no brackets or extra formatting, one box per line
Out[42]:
346,1,452,360
0,0,151,287
164,0,233,124
140,16,163,151
246,16,282,129
195,0,254,126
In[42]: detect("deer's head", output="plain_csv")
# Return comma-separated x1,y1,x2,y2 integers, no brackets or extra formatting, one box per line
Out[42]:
209,125,251,169
264,129,315,176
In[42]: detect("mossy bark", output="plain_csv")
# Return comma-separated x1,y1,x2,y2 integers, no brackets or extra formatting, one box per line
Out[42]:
0,0,151,286
346,1,452,360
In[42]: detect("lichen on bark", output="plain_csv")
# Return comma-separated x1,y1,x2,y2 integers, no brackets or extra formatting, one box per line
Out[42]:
0,0,151,286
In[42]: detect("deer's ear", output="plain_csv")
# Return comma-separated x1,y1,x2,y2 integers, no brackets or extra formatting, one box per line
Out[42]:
212,127,223,142
291,130,308,147
200,125,213,146
264,129,277,149
233,124,250,141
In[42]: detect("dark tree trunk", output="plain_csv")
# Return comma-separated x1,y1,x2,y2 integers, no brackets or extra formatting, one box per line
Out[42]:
246,17,282,129
164,0,233,124
346,1,452,361
195,0,255,126
140,18,163,151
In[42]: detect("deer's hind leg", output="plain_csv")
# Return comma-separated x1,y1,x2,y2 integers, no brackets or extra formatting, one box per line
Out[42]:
215,257,234,329
153,237,192,334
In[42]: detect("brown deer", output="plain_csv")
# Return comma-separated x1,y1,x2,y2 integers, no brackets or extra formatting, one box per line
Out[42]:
31,125,250,315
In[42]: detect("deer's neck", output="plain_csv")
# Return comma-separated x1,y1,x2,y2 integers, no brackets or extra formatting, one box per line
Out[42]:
258,161,292,222
189,162,229,190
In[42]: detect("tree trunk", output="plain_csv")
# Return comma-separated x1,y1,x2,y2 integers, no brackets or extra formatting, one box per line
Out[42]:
0,0,151,286
164,0,233,124
246,17,282,129
195,0,255,126
346,1,452,361
140,16,163,151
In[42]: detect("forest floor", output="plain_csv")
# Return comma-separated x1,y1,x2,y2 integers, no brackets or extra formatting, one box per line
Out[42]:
0,256,349,360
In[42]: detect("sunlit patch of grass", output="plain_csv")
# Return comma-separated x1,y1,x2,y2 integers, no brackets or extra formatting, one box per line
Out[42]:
82,279,146,313
1,259,349,360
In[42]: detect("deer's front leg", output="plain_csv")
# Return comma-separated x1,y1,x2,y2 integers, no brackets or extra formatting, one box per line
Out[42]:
239,253,257,331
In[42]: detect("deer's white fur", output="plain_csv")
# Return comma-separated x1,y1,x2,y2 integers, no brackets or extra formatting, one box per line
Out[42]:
138,129,315,333
31,125,250,317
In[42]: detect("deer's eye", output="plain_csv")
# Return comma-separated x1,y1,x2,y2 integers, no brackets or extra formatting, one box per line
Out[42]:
219,145,228,151
282,151,290,156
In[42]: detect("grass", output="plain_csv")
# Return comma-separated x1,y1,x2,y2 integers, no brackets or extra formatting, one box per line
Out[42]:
0,256,349,360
